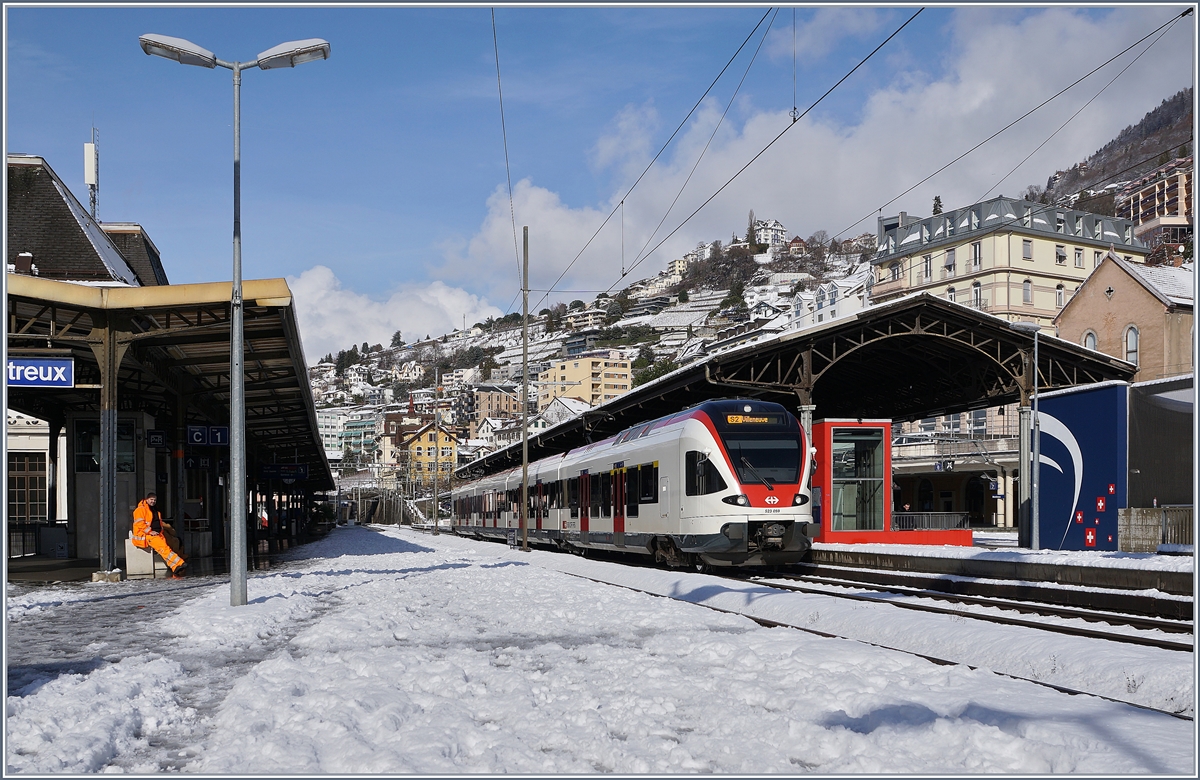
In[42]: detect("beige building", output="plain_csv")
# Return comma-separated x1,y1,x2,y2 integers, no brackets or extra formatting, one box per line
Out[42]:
871,196,1149,332
1119,155,1192,259
1054,253,1193,382
398,422,457,487
537,354,631,411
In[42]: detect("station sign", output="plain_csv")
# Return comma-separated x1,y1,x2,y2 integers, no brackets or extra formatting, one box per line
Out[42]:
187,425,209,445
260,463,308,480
7,357,74,388
147,430,167,447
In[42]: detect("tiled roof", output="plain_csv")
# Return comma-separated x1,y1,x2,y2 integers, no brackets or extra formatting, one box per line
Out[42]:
1126,262,1194,307
7,155,138,285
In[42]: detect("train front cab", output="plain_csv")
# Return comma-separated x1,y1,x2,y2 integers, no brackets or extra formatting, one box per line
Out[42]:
810,418,972,546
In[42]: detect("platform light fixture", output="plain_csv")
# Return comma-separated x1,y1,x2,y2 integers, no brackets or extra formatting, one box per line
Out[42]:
140,33,330,606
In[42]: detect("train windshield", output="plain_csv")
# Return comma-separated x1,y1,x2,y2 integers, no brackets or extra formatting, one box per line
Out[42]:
720,433,802,485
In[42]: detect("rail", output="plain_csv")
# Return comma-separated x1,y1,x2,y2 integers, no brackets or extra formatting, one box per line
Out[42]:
892,511,969,530
6,523,40,558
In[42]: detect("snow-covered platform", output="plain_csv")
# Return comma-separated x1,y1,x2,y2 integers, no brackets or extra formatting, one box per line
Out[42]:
5,524,1193,774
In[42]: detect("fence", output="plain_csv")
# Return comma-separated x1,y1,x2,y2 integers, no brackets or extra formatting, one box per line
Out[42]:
892,512,970,531
1118,506,1194,552
7,523,41,558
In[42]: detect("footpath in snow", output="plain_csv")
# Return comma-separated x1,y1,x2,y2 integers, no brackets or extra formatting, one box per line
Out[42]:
5,525,1195,774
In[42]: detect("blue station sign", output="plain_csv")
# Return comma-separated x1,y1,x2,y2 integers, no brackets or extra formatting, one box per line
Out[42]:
7,357,74,388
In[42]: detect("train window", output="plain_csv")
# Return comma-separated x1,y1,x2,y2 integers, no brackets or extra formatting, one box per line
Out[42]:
639,464,658,503
626,467,639,517
601,472,612,517
722,434,802,485
590,474,602,515
568,477,579,518
685,451,728,496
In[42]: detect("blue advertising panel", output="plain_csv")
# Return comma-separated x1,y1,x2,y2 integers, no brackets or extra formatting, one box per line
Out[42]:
7,357,74,387
1037,383,1127,551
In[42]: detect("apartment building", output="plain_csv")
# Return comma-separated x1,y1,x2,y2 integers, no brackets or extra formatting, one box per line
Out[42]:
537,352,631,411
871,196,1149,331
1118,155,1193,259
397,422,457,486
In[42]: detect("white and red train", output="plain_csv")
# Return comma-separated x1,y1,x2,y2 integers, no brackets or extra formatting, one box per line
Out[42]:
452,399,817,568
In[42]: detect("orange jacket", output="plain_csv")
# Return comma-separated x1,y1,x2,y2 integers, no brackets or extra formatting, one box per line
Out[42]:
132,500,161,547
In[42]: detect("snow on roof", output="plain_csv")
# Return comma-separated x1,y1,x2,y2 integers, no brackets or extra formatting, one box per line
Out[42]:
1125,261,1194,307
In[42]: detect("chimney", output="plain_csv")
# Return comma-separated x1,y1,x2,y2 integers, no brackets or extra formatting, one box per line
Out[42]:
12,252,34,274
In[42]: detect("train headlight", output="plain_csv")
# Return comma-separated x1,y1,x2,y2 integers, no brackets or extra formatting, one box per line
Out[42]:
721,494,750,506
792,493,809,506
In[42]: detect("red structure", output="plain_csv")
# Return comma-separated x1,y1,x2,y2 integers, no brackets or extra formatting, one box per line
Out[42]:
811,419,972,546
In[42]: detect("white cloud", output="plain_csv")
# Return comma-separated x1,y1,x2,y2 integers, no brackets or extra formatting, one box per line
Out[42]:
766,8,890,64
287,266,502,365
437,6,1192,310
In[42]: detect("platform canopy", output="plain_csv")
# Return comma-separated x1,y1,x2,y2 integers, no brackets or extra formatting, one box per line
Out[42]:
463,293,1137,479
6,274,334,492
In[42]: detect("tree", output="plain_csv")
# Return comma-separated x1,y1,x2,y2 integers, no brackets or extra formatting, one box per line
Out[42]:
746,209,756,244
633,358,680,387
633,344,655,369
677,289,689,303
568,299,586,311
932,195,943,216
390,330,404,347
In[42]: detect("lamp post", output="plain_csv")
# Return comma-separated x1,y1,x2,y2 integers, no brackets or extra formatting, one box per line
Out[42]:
1011,321,1041,550
140,34,330,606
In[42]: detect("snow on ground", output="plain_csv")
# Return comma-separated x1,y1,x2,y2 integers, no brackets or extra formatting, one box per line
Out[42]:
5,525,1196,774
825,538,1196,573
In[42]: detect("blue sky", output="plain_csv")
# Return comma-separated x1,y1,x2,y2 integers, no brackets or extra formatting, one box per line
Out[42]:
5,5,1193,361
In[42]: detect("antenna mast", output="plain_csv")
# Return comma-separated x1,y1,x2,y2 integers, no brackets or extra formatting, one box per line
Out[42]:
84,127,99,220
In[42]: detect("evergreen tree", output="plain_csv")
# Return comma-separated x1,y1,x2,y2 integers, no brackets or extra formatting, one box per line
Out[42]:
932,195,943,215
677,289,689,303
390,330,404,347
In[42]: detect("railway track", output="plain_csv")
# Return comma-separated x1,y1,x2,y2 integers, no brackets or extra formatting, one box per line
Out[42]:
772,560,1194,621
741,572,1193,653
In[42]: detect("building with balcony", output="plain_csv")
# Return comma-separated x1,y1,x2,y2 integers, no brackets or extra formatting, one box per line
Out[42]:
871,196,1148,331
537,353,631,411
1118,155,1192,262
397,421,457,487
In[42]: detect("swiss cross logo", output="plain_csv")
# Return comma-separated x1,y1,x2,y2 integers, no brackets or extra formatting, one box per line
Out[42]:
1096,497,1106,512
1075,511,1084,524
765,495,779,505
1085,528,1097,547
1107,484,1116,495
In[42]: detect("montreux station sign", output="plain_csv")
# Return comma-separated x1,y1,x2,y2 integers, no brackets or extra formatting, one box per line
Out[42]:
7,357,74,388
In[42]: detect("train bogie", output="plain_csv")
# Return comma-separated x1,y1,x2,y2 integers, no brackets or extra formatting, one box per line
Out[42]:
452,399,817,567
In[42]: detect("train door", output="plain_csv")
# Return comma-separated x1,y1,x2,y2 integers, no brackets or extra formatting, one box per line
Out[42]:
659,474,673,530
579,470,590,536
536,480,543,531
613,467,625,546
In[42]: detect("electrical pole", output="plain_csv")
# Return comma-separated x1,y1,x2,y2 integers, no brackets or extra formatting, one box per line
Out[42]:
432,371,440,535
521,226,530,552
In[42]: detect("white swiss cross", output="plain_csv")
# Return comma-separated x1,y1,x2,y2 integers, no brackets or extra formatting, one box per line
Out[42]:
1107,484,1116,495
1096,497,1106,512
1085,528,1097,547
765,495,779,505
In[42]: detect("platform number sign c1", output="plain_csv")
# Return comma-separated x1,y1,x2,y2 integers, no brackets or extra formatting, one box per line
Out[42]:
209,426,229,446
187,426,208,445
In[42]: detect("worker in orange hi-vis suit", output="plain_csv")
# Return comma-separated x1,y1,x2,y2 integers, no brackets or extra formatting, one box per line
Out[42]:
132,493,186,574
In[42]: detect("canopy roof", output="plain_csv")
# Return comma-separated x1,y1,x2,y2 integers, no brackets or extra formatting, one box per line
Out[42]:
6,274,333,491
463,293,1137,478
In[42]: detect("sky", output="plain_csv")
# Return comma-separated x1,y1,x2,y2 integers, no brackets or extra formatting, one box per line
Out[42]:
4,4,1195,362
5,525,1194,773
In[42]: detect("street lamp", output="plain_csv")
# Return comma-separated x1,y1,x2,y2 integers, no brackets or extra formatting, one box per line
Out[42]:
1010,321,1041,550
140,34,330,606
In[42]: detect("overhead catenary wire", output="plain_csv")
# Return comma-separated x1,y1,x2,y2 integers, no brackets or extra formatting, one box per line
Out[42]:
607,7,925,294
492,8,523,314
829,6,1193,247
618,8,780,288
532,7,775,312
975,15,1183,205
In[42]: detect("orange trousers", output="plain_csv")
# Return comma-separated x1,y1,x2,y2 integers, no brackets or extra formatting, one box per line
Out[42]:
138,533,184,572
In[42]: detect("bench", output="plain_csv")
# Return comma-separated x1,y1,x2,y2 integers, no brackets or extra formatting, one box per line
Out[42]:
124,532,170,576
